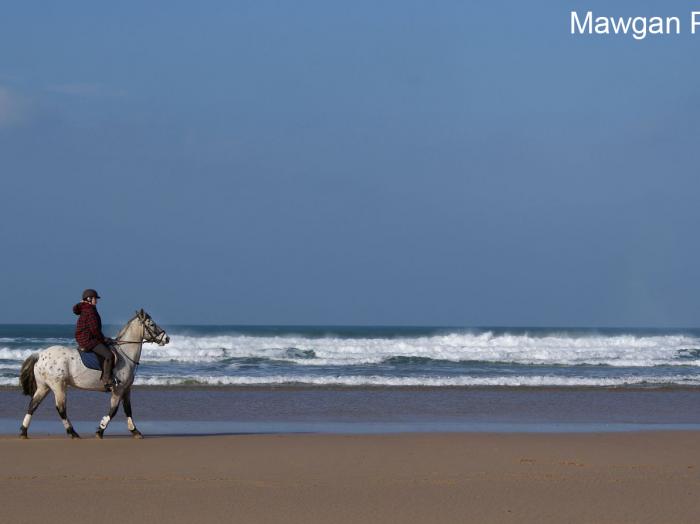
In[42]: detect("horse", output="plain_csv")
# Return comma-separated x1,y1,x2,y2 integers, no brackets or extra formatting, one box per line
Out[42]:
18,309,169,439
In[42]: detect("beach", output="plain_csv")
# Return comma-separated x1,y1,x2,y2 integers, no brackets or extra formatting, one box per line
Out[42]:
2,385,700,435
1,386,699,523
2,325,700,522
1,431,698,523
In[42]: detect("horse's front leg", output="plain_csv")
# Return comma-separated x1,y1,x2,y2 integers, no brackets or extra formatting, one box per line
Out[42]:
122,388,143,439
95,392,121,439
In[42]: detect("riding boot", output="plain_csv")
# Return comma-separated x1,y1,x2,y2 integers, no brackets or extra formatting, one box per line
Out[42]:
92,343,113,386
102,358,113,385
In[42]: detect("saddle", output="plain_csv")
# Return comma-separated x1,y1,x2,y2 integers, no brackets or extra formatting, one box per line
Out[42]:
77,345,119,371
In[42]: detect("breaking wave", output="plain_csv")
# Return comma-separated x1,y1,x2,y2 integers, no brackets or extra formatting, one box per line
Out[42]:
2,327,700,387
132,332,700,367
131,374,700,387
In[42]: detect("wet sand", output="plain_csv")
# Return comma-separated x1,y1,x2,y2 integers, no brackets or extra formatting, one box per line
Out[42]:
1,432,698,524
3,386,700,427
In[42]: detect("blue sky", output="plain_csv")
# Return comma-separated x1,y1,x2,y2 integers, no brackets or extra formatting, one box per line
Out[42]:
1,1,699,326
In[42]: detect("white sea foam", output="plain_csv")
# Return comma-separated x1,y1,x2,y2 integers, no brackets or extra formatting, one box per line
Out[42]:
4,373,692,387
128,374,700,387
2,374,695,387
131,332,700,367
0,348,40,360
0,375,700,387
2,332,700,367
0,332,700,374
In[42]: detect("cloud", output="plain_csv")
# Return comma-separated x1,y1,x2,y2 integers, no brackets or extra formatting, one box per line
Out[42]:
0,86,27,128
46,83,126,97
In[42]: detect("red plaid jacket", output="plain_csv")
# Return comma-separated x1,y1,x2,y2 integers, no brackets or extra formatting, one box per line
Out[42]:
73,302,106,350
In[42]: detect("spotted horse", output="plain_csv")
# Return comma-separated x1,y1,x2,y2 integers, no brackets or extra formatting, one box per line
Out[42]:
18,309,169,439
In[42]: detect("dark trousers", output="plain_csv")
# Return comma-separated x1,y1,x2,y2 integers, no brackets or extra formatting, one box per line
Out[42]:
91,343,113,382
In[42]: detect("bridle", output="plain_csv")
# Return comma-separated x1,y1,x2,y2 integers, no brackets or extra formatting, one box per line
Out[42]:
140,317,167,345
112,314,167,365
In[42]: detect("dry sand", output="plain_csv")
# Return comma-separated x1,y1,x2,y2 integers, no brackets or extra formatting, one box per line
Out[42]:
1,432,698,523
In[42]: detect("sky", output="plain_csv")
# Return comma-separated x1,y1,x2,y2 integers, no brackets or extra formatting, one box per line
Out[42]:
1,1,699,326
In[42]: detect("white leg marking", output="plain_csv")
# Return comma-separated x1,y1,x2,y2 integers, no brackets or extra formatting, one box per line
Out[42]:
62,419,71,429
22,414,32,428
99,416,111,429
127,417,135,431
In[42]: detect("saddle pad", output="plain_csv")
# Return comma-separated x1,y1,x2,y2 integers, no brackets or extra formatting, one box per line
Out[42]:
77,349,103,371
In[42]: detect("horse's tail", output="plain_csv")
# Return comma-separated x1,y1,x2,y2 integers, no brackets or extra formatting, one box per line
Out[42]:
19,354,39,396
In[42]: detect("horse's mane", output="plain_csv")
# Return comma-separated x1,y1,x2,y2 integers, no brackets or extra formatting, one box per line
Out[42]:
116,311,148,340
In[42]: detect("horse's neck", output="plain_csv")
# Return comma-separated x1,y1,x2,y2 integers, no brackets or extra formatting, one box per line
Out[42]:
119,320,144,363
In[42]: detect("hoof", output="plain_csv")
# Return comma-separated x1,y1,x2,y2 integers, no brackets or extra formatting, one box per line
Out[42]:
95,430,104,439
130,429,144,439
67,429,81,439
19,427,28,439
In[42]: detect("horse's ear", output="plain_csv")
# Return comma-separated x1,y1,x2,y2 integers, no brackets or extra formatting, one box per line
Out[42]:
139,308,144,316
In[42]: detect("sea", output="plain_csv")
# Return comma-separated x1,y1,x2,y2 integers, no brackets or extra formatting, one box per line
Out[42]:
2,324,700,388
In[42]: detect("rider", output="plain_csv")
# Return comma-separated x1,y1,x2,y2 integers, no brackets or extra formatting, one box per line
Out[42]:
73,289,114,389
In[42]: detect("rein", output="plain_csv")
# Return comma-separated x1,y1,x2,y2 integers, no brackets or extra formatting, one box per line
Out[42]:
115,344,141,366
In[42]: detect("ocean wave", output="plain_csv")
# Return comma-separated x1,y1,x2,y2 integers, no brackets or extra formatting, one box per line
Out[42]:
0,348,41,360
132,332,700,367
1,357,698,387
1,332,700,368
3,373,693,387
129,374,700,387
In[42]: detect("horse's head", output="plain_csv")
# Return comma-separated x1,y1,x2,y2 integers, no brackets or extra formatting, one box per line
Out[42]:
135,308,170,346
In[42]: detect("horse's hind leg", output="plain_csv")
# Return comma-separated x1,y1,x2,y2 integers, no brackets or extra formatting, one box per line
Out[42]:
54,386,80,439
19,383,50,439
122,388,143,439
95,392,121,439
